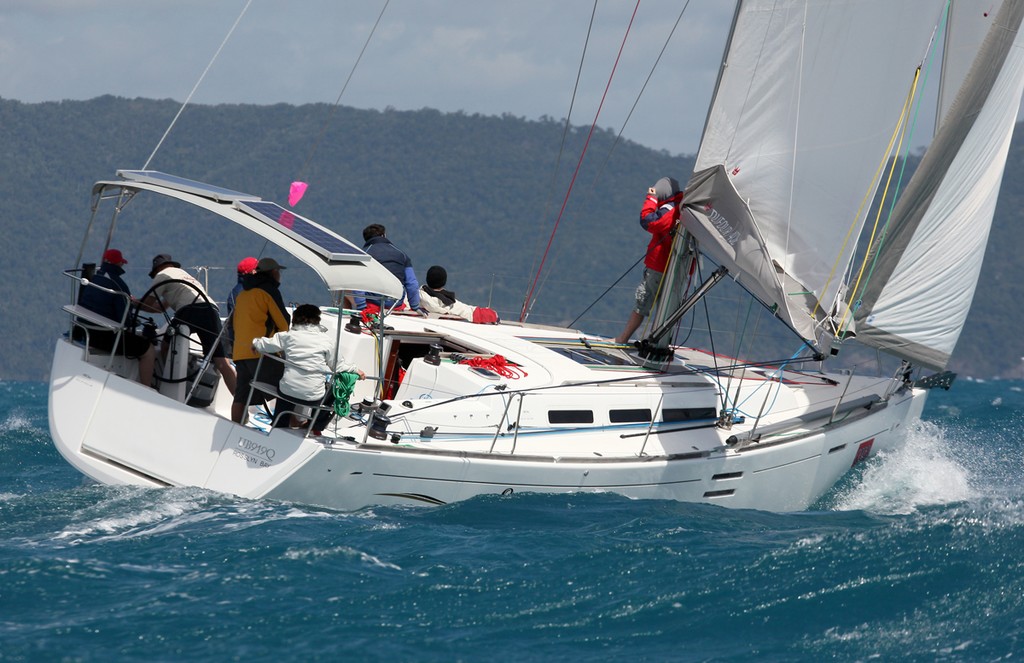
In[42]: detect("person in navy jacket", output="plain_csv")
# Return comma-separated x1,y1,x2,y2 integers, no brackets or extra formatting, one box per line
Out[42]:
359,224,425,313
74,248,157,386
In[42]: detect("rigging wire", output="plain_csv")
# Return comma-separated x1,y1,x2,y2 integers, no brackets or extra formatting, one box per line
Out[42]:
587,0,691,188
540,1,692,326
568,253,643,328
524,1,599,291
293,0,391,191
519,0,641,323
142,0,254,171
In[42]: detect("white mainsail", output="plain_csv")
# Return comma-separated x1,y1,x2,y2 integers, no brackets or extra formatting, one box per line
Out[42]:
680,0,955,344
854,1,1024,370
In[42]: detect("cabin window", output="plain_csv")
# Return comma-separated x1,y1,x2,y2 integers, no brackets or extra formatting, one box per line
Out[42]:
609,408,653,423
548,410,594,424
662,407,717,422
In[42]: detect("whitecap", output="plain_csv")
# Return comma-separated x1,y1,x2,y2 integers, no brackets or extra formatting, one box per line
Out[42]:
833,421,975,515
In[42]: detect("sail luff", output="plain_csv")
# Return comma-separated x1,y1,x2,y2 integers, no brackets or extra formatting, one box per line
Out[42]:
854,0,1024,370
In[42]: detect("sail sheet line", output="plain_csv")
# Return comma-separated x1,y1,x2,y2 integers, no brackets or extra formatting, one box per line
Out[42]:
835,68,924,335
816,68,920,326
845,1,952,333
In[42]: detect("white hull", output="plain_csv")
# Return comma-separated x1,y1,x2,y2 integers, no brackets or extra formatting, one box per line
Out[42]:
49,314,927,512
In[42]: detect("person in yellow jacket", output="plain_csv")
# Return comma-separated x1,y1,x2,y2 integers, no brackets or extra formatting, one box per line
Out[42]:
231,257,291,423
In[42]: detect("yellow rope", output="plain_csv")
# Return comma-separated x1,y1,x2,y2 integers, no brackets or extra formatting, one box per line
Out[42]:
811,67,921,328
838,69,922,335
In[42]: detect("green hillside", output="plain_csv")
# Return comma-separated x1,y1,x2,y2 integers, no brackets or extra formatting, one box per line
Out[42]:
2,97,1021,380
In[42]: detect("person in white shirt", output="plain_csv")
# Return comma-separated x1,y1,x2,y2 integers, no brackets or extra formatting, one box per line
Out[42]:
141,253,237,395
419,266,499,323
252,304,365,431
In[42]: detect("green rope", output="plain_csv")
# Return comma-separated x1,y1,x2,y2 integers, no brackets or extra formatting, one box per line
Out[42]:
331,372,359,418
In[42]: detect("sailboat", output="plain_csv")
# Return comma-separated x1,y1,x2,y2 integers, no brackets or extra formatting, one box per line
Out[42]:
48,0,1024,511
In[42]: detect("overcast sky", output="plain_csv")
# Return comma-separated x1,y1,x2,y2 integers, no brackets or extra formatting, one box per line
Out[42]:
0,0,735,156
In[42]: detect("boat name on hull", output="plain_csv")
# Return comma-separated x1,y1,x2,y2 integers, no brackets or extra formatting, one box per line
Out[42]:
234,437,276,467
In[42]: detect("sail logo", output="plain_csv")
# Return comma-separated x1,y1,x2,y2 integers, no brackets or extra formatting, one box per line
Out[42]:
704,204,741,246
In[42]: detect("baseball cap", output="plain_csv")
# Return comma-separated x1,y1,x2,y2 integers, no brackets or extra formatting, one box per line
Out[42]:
149,253,181,278
237,256,259,275
256,257,286,273
102,249,127,266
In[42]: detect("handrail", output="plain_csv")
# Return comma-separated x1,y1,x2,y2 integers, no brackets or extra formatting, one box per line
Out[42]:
62,269,135,373
489,391,526,454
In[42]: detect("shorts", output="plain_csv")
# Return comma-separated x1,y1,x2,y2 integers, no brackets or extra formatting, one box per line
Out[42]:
72,326,153,359
234,357,285,405
174,303,226,359
633,268,664,317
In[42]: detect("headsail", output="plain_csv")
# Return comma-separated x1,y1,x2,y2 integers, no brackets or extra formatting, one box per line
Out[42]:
853,1,1024,370
680,0,952,344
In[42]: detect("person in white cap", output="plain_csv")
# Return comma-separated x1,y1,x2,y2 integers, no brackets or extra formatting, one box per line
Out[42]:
141,253,237,396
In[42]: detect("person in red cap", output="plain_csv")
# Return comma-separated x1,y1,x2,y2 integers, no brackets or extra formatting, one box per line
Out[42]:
74,248,156,387
222,257,258,356
231,257,291,423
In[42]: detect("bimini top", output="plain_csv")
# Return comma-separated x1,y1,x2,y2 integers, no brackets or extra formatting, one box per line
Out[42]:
96,170,404,298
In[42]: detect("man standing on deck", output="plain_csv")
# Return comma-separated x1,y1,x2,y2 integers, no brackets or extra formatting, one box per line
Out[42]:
231,257,291,423
615,177,683,344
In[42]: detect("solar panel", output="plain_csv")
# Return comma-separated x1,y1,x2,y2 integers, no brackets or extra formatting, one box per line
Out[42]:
235,201,369,263
117,170,262,203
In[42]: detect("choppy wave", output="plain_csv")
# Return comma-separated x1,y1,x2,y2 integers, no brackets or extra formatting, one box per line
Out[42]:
3,380,1024,661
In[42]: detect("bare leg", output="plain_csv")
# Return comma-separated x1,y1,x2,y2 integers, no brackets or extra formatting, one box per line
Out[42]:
138,347,156,387
215,357,237,395
615,311,645,344
231,402,245,424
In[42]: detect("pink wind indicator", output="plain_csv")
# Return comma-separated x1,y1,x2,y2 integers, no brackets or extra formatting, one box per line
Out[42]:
288,181,309,207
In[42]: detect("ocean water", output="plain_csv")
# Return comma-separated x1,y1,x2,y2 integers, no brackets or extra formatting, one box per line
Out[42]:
2,379,1023,662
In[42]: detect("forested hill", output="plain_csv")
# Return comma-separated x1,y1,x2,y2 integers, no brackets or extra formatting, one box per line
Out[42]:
2,96,1022,380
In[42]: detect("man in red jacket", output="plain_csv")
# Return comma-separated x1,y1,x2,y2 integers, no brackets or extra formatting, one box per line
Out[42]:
615,177,683,344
